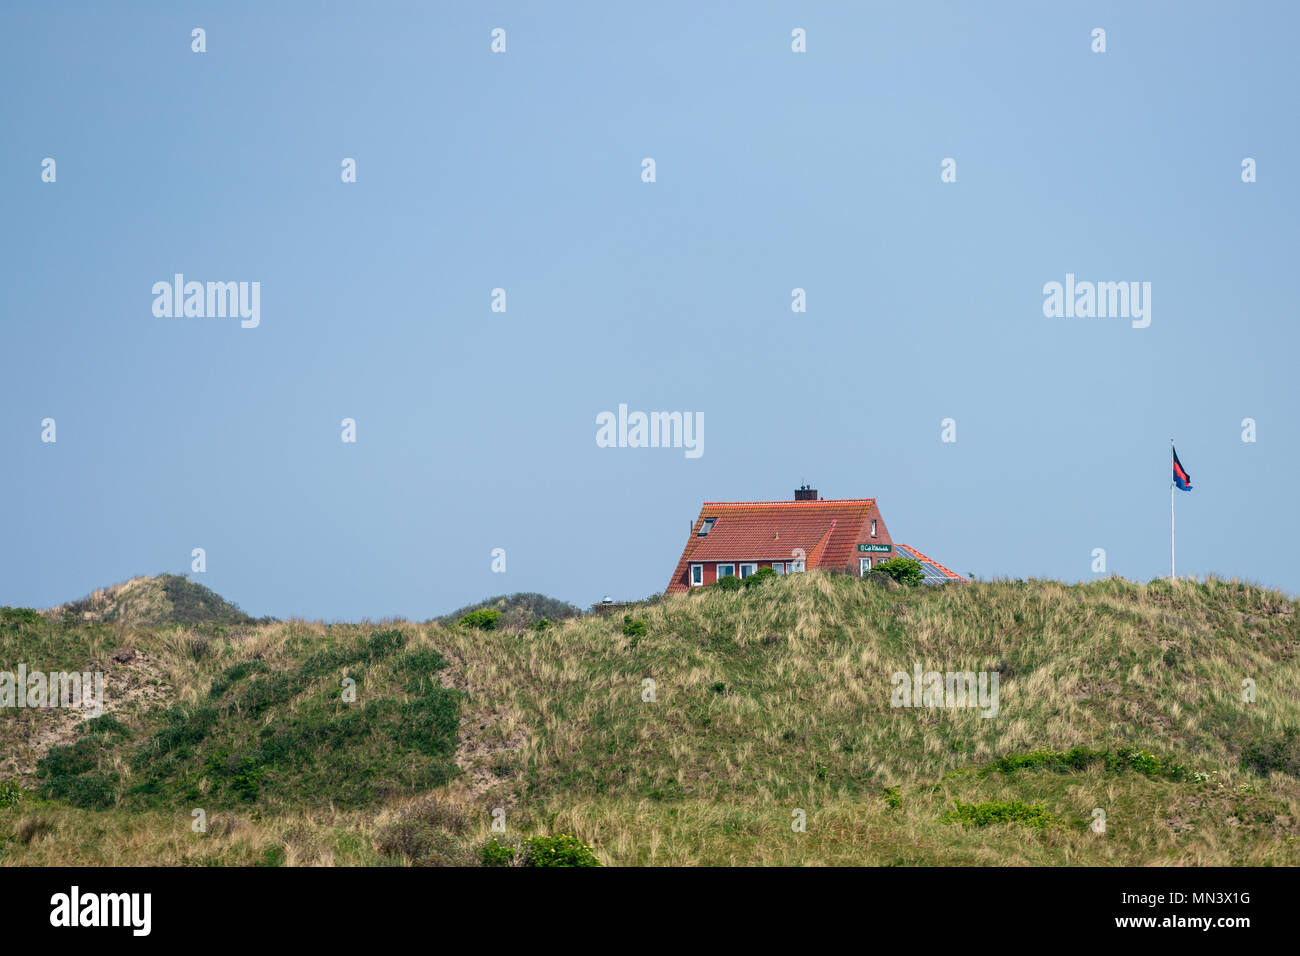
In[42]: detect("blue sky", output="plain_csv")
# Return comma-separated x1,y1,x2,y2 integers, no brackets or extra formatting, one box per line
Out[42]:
3,1,1297,619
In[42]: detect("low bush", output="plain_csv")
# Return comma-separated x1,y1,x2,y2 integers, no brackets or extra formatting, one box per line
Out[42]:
479,838,515,867
459,609,501,631
987,746,1189,781
376,819,475,866
1241,727,1300,778
522,834,601,867
943,800,1054,829
869,558,924,587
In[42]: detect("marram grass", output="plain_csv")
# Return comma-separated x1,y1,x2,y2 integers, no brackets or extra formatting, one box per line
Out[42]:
2,572,1298,865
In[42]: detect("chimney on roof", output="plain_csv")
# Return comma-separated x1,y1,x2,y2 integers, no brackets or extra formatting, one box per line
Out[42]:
794,484,818,501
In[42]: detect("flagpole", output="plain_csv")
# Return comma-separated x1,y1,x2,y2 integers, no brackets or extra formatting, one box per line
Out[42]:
1170,439,1175,580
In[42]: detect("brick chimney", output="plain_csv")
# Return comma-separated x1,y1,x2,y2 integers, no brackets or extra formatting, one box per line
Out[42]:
794,484,818,501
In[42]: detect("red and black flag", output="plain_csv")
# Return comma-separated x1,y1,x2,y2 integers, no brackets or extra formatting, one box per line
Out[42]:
1172,444,1192,491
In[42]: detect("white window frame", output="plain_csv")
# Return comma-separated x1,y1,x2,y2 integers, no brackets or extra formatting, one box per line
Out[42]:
717,563,736,580
772,562,786,575
739,562,758,578
860,557,871,576
871,519,877,538
790,559,806,573
690,563,704,587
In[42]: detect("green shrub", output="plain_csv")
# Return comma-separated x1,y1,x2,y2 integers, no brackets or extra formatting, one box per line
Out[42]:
869,558,924,587
82,715,131,739
367,628,407,657
396,795,470,834
38,737,99,779
376,820,475,866
0,780,23,808
479,838,515,867
0,607,42,632
441,593,583,629
259,845,286,867
988,746,1188,782
622,616,647,637
989,747,1102,775
944,800,1054,829
530,618,552,632
1242,727,1300,778
1105,746,1188,781
41,771,119,810
713,574,743,592
459,609,501,631
863,570,900,591
522,834,601,867
883,786,902,810
743,567,777,588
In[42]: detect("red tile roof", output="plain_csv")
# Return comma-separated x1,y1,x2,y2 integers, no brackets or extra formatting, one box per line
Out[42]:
667,498,884,592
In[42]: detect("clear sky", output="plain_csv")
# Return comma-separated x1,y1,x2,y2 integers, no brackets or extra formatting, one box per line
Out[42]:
3,1,1297,619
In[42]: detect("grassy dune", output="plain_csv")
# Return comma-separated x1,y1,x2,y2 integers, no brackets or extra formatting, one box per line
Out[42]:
2,572,1298,865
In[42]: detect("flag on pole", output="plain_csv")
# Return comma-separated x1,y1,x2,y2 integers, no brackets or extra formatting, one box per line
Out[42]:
1172,445,1192,491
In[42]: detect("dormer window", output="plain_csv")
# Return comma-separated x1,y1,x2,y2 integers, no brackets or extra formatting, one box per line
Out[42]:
698,518,717,536
871,519,877,537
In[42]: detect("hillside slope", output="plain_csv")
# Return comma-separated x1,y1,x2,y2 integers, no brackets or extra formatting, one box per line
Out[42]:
47,574,259,629
2,572,1298,865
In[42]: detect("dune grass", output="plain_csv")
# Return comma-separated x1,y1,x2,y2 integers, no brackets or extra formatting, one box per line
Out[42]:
2,572,1298,865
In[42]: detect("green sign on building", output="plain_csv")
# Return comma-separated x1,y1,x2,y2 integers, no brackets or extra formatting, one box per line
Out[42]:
858,544,891,553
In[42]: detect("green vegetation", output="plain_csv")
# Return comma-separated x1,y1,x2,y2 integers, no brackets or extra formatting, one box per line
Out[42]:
2,571,1299,866
1242,727,1300,777
54,574,261,630
27,626,460,813
458,609,501,631
441,593,582,630
985,746,1189,781
869,557,924,587
711,567,777,592
944,800,1055,829
521,834,601,867
479,838,515,867
0,780,24,808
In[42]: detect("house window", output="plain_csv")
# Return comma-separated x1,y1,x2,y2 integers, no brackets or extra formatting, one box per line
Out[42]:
690,564,703,587
739,563,758,578
790,559,805,573
772,562,786,575
860,557,871,576
717,564,735,580
698,518,716,536
871,519,877,538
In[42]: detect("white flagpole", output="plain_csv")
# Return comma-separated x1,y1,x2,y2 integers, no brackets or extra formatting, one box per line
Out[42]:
1170,439,1175,580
